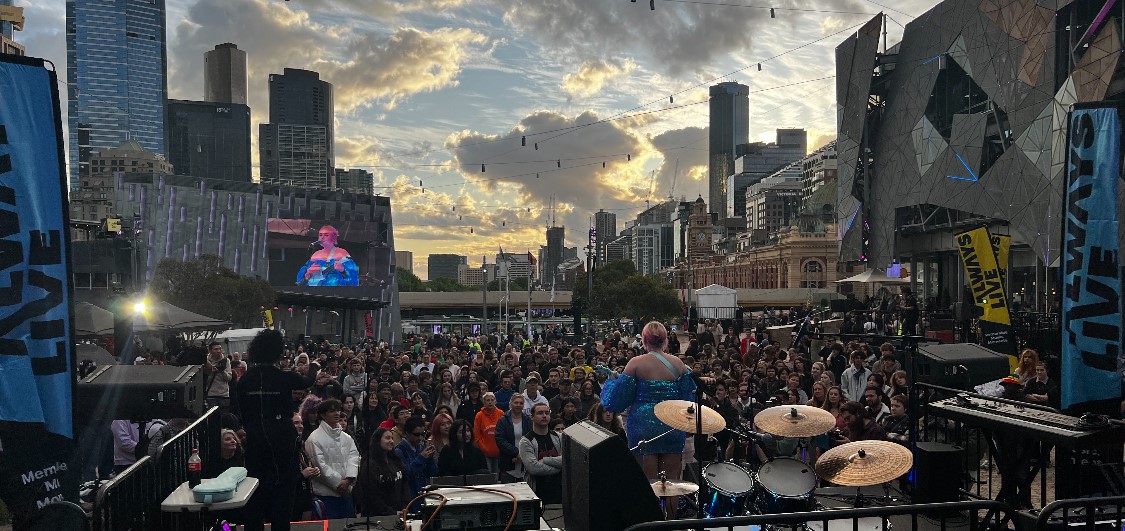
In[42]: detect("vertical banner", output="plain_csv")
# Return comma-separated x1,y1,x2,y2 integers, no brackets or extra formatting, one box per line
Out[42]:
955,227,1015,367
1061,106,1123,410
0,56,78,525
989,233,1011,288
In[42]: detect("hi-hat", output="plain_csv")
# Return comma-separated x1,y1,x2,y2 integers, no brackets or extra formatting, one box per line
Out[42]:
653,400,725,434
815,440,914,486
650,479,700,497
754,405,837,438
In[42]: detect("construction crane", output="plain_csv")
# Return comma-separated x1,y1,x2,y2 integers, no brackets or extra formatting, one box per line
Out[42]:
645,170,657,209
668,159,679,201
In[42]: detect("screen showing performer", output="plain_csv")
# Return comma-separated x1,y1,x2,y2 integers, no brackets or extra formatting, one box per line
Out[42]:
297,225,359,286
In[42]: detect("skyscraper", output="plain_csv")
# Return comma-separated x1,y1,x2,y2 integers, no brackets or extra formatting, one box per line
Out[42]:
204,43,248,105
708,82,749,217
428,254,466,281
594,209,616,264
544,226,565,284
0,1,25,56
67,0,168,186
334,168,375,195
259,68,334,189
166,100,252,182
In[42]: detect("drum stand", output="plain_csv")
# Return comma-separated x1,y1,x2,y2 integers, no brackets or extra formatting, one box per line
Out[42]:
630,428,678,452
694,381,706,520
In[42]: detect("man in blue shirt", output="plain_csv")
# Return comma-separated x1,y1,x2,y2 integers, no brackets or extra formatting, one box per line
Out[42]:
396,416,439,498
494,372,516,411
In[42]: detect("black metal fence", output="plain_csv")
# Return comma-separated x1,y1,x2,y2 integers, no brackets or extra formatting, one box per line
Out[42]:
1030,495,1125,530
623,500,1014,531
91,407,222,531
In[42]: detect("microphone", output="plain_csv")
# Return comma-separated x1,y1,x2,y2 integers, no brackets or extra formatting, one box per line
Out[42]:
308,240,322,249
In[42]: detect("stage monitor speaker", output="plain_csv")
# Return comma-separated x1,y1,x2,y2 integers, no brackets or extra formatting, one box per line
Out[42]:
913,343,1010,390
562,421,662,531
77,364,204,421
913,442,963,504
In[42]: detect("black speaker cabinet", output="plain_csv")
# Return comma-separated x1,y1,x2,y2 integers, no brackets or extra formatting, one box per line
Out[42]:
913,442,963,504
561,421,662,531
77,364,204,421
913,343,1011,390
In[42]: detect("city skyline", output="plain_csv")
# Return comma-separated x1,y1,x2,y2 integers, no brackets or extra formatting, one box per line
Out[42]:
19,0,936,276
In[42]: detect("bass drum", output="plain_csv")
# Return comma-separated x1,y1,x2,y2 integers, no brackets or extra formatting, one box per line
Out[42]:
752,458,817,514
702,462,756,518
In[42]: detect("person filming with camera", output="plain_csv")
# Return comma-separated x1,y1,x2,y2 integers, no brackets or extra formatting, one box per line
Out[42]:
204,341,233,405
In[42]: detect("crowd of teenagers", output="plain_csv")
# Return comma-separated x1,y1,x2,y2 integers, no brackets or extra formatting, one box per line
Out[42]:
97,311,1064,529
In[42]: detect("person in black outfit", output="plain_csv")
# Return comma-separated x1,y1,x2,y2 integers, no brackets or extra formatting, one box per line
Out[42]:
438,419,488,476
237,330,310,531
457,384,484,423
354,428,411,516
899,287,919,336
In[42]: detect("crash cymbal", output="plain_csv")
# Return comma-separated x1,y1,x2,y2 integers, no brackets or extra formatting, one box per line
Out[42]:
653,399,726,434
753,405,837,438
815,440,914,487
650,479,700,497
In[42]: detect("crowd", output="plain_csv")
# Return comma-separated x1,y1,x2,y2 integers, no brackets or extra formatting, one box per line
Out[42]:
98,296,1067,529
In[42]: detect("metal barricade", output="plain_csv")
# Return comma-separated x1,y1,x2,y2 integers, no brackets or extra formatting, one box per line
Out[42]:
1031,495,1125,530
623,500,1014,531
90,407,222,531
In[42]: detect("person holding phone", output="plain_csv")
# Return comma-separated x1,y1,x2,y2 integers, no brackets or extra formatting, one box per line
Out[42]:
395,416,439,499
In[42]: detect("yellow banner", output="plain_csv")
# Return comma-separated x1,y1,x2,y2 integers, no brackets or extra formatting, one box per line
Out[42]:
956,227,1016,366
262,309,274,327
989,233,1011,286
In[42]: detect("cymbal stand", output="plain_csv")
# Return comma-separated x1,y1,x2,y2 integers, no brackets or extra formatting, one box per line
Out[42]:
630,428,677,452
694,383,705,520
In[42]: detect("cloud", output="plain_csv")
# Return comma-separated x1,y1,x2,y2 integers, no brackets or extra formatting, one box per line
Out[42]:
562,59,637,99
290,0,474,19
313,27,490,112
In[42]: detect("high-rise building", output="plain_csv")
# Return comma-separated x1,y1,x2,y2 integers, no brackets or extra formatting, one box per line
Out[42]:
204,43,247,105
544,226,564,285
801,141,838,207
334,168,375,195
165,100,252,182
67,0,168,187
594,209,616,264
727,129,807,218
69,140,173,239
708,82,749,216
395,250,413,273
259,68,334,189
0,2,25,56
458,263,496,287
428,254,466,281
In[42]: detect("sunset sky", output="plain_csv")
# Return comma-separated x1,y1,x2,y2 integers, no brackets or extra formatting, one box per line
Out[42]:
20,0,936,278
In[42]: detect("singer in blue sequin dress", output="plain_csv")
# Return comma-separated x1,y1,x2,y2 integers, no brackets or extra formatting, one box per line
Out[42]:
601,321,696,481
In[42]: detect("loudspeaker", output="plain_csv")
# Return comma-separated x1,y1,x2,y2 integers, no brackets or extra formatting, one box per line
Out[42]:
561,421,662,531
913,343,1011,390
913,442,963,503
77,364,204,420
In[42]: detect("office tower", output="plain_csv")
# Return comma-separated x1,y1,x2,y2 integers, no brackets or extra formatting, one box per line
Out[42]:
204,43,247,105
395,250,414,273
727,128,807,218
166,100,252,182
259,68,334,189
0,1,24,56
544,226,565,285
594,209,616,264
69,140,172,236
334,168,375,195
66,0,168,186
428,254,466,281
708,82,749,216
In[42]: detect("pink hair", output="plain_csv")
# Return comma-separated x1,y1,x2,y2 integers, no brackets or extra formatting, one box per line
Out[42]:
641,321,668,352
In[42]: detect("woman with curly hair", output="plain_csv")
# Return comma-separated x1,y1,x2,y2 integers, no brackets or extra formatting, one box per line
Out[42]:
587,402,625,439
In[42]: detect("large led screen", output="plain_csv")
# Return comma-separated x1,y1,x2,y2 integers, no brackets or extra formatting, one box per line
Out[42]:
267,218,392,296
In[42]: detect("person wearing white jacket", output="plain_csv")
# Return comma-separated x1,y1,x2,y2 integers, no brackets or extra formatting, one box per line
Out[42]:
518,403,563,504
305,399,361,519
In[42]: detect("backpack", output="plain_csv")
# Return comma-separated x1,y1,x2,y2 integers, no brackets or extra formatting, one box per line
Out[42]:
135,419,167,460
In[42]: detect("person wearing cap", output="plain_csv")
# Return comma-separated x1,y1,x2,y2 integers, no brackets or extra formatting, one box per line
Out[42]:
521,376,549,415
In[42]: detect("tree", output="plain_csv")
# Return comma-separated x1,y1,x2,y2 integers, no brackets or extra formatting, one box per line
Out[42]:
150,255,275,328
572,260,681,323
396,267,425,292
427,277,475,292
487,277,528,291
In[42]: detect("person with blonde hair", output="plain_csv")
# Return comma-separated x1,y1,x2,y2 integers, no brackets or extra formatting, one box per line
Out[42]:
601,321,704,482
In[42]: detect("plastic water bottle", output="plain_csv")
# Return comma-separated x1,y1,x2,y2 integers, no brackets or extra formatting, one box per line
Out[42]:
187,448,202,487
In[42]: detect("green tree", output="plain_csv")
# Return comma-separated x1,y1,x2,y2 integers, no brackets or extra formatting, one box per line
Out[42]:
487,277,528,291
150,254,276,328
427,277,475,292
572,260,680,323
396,267,425,292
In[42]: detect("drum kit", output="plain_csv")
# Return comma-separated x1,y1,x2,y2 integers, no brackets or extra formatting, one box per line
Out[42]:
648,400,913,527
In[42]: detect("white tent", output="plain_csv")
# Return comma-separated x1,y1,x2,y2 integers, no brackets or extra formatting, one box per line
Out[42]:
214,328,266,355
835,269,911,284
695,284,737,319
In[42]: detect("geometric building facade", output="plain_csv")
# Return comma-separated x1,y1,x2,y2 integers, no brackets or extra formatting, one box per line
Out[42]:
836,2,1125,307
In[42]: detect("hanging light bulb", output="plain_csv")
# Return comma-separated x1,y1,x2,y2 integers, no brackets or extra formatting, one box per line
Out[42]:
536,173,540,178
669,95,674,103
502,221,506,227
602,162,606,168
557,160,561,168
521,136,526,146
770,7,775,17
757,63,762,71
419,179,423,187
458,215,462,220
649,0,654,9
534,142,539,150
452,206,456,211
470,227,474,234
482,164,486,172
627,154,632,161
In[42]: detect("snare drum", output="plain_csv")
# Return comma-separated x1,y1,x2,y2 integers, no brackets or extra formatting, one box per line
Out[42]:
752,458,817,514
703,462,756,517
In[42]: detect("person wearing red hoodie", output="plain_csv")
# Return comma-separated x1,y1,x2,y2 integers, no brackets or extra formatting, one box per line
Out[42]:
473,392,504,473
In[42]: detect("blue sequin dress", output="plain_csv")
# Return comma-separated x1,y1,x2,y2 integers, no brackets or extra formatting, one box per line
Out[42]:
601,362,696,456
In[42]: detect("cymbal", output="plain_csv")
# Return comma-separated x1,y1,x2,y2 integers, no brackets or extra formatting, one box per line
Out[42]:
650,479,700,497
653,400,726,434
815,440,914,487
753,405,837,438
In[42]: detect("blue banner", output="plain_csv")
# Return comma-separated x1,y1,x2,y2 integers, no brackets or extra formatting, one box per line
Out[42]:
1061,107,1123,410
0,56,77,525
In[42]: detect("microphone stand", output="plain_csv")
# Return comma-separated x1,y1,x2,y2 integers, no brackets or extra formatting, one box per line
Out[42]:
695,384,705,521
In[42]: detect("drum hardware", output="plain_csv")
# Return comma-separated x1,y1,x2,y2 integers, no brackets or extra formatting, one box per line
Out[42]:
630,428,678,452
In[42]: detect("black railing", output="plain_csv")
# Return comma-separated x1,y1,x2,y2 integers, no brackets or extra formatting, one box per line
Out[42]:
1031,495,1125,530
91,407,222,531
623,500,1014,531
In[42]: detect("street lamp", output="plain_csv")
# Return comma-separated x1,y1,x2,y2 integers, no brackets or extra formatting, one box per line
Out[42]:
481,259,488,334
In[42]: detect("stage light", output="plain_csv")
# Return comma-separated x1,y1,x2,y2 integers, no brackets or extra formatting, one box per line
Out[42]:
133,300,147,315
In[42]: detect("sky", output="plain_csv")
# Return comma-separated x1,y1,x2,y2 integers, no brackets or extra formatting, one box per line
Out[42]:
18,0,937,279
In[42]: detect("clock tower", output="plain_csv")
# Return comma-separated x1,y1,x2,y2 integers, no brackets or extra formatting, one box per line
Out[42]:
688,196,713,261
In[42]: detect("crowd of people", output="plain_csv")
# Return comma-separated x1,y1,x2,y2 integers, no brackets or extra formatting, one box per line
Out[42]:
98,296,1069,529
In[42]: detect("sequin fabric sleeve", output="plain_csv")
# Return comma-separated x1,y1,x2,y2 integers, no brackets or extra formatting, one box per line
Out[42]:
600,373,637,413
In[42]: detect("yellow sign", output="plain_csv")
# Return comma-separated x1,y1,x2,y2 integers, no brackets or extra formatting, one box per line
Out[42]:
989,233,1011,286
262,310,274,327
956,227,1016,368
105,218,121,232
